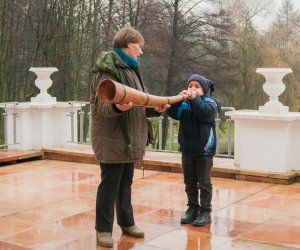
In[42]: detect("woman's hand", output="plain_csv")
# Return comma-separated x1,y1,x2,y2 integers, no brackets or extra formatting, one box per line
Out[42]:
116,102,133,111
154,104,170,113
116,102,170,113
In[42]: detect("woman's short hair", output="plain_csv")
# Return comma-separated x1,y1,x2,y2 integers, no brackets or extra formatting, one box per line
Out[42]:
113,27,144,48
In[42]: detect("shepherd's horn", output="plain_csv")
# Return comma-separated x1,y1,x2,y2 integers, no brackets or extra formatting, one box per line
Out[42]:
98,79,189,107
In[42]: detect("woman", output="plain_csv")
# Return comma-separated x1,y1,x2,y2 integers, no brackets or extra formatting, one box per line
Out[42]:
90,26,169,248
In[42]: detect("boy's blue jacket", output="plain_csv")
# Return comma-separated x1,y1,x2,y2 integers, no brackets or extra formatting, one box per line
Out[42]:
167,95,221,155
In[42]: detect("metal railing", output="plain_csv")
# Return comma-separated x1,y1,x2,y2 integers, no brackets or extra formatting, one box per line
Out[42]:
0,102,19,148
0,101,234,158
68,101,90,144
216,107,235,157
146,107,235,158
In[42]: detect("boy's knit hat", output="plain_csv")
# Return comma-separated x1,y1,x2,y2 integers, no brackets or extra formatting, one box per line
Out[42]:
187,74,214,95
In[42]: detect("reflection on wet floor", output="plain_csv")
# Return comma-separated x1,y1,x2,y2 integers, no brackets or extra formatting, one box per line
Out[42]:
0,159,299,249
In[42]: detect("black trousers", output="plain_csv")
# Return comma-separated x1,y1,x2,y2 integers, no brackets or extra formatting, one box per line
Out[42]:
182,153,213,212
95,162,135,232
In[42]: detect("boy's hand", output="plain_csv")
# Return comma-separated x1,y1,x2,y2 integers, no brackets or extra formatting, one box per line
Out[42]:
180,90,189,96
189,90,197,99
155,104,170,113
180,90,196,99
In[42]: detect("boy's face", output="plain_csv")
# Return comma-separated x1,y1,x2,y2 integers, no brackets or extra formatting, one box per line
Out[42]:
187,80,204,96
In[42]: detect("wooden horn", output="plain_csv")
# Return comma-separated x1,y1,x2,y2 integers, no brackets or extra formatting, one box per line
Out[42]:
98,79,189,107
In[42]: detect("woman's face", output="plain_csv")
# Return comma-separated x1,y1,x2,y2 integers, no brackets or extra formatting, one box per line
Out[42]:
187,80,204,96
124,43,143,59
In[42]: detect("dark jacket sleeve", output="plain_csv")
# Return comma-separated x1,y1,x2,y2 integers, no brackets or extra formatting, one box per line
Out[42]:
189,96,218,122
146,108,160,117
166,102,182,120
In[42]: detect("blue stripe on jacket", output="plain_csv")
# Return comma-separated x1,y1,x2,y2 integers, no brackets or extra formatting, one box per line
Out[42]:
176,101,190,118
203,128,215,155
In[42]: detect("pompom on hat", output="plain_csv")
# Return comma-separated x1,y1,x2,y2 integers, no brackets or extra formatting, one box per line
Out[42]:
187,74,214,95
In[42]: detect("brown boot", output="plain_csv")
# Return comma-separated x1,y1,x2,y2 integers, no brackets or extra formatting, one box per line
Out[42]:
96,231,114,248
121,225,145,238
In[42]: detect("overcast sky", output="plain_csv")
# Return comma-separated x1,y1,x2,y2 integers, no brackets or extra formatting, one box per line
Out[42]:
254,0,300,31
274,0,300,12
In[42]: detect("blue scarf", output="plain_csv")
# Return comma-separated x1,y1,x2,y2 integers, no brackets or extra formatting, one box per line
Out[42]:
114,48,140,68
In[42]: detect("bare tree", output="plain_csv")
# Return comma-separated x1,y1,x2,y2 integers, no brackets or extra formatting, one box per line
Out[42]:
274,0,300,48
265,0,300,111
147,0,232,148
220,0,271,109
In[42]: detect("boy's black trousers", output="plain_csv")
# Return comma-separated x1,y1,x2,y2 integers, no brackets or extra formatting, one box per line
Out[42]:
182,153,213,212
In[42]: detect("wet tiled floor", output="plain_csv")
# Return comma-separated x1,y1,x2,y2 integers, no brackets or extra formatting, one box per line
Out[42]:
0,159,300,249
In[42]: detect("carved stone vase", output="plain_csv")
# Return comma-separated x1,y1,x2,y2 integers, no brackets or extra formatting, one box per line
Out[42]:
29,67,58,104
256,68,292,114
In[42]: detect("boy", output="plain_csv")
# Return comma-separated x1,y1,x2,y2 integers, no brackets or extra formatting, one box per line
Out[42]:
167,74,221,226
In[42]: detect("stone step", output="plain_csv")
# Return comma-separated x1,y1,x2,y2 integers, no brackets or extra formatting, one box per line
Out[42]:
0,150,43,164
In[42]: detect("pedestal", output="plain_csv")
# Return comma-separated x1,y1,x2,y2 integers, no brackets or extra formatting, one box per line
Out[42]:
4,102,82,150
226,110,300,173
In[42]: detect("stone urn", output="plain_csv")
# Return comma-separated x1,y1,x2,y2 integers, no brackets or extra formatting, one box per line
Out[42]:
30,67,58,104
256,67,292,114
